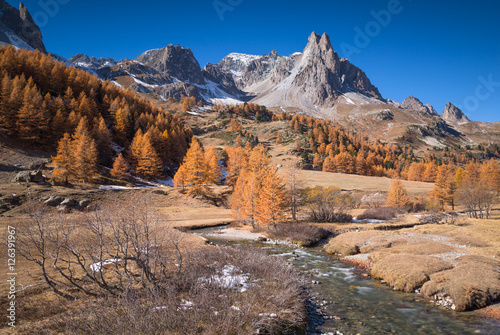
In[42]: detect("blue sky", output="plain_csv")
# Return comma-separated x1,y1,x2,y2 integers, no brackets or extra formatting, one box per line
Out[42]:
9,0,500,122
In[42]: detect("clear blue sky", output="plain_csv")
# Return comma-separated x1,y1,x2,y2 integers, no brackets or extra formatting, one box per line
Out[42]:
9,0,500,122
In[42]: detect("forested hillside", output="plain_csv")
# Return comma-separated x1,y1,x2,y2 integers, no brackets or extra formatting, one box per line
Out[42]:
0,46,192,181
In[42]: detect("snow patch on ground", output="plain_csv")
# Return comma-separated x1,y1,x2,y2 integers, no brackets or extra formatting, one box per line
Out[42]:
195,79,242,105
90,258,122,272
352,218,386,224
111,142,124,154
156,178,173,187
177,299,195,311
200,265,250,292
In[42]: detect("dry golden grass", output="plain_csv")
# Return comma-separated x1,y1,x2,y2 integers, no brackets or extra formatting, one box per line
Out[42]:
297,170,434,195
324,230,392,255
371,254,453,292
409,215,500,258
422,257,500,312
369,241,456,263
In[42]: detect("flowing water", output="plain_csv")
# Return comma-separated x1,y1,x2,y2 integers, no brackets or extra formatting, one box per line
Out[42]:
194,226,500,334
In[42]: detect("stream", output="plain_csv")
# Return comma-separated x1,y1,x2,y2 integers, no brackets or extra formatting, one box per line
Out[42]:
194,226,500,334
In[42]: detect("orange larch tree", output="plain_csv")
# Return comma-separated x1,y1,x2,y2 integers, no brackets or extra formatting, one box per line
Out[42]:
386,179,410,208
136,134,163,179
52,133,73,184
110,153,131,181
174,138,208,196
71,119,99,182
255,167,288,226
430,164,457,210
205,146,222,185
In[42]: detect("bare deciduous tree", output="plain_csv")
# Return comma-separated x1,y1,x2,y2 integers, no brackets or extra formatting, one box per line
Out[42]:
457,182,496,219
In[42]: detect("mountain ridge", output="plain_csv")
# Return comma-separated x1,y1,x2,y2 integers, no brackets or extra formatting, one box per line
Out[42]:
0,2,497,149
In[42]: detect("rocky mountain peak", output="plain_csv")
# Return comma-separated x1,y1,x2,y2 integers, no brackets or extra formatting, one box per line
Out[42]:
308,31,321,44
0,0,46,52
442,102,470,124
19,2,32,21
136,44,204,84
269,50,279,58
69,53,117,70
400,95,439,116
319,32,332,49
401,95,424,109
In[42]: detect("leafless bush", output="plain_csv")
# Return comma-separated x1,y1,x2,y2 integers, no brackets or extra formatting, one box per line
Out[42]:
457,182,497,219
360,192,386,208
17,196,185,300
267,223,332,246
64,247,307,335
303,187,353,223
17,195,307,334
357,207,396,221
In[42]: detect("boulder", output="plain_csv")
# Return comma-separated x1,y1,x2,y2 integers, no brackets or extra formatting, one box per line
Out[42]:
60,198,77,207
57,205,72,213
31,170,44,182
12,171,31,183
11,170,45,183
44,196,63,207
79,199,92,208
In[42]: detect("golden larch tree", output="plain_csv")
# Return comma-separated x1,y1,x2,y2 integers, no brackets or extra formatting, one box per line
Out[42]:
136,134,163,179
225,146,249,187
255,167,288,226
110,153,130,181
52,133,73,184
205,146,222,185
174,138,208,196
430,164,457,210
71,119,99,182
386,179,410,208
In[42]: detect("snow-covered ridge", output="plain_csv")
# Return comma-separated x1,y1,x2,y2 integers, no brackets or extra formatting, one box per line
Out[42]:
225,52,263,66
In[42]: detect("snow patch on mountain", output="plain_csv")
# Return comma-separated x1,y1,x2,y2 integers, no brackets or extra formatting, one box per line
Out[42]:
195,79,243,105
5,31,34,51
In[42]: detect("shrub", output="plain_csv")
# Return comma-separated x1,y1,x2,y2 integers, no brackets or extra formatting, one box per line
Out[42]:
64,247,307,335
357,207,396,221
302,186,353,223
360,192,386,208
267,223,331,247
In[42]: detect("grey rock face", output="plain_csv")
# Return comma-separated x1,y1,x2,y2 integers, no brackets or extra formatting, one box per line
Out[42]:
96,60,174,86
214,50,293,91
213,32,382,109
0,0,46,52
442,102,470,124
136,44,205,84
154,82,201,102
374,110,394,121
400,96,439,117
